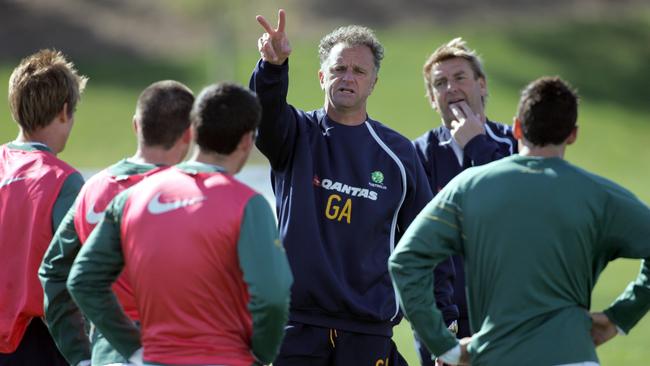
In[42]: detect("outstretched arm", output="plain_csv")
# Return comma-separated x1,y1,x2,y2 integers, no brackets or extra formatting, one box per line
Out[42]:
250,9,300,171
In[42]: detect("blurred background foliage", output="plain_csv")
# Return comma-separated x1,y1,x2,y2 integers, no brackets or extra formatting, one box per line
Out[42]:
1,0,649,364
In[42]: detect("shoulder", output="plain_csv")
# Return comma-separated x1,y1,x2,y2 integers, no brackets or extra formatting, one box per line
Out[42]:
486,119,514,137
366,119,414,151
567,162,638,202
456,156,514,185
42,154,80,178
79,168,112,191
412,127,445,151
228,175,260,199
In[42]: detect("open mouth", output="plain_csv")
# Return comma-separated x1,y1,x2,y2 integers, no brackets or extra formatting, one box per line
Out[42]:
448,99,465,107
338,87,355,95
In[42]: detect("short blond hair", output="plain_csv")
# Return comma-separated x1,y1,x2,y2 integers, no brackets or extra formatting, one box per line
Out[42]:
8,49,87,133
423,37,485,100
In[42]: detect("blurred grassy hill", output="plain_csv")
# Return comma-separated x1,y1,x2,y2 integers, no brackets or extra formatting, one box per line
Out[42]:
1,2,649,364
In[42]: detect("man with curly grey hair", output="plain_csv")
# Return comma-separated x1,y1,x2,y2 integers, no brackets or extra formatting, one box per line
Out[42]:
250,9,433,366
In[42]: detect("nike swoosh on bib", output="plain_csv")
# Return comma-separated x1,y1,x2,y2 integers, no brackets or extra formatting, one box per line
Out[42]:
147,192,206,215
85,201,105,225
0,176,25,188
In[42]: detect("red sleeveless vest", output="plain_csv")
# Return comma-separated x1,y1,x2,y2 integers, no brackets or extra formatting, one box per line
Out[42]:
120,167,257,365
0,145,77,353
73,167,161,320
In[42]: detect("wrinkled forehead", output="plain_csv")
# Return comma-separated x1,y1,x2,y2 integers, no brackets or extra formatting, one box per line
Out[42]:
431,57,475,79
322,43,375,69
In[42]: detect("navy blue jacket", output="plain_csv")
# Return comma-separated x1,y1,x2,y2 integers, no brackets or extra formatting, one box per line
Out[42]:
250,60,433,336
412,121,517,333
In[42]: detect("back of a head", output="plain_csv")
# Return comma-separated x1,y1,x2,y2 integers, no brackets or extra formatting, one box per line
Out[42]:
318,25,384,72
517,76,579,146
135,80,194,149
8,49,87,134
423,37,486,101
191,82,261,155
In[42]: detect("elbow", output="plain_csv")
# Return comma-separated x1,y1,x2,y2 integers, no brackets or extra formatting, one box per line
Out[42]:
65,270,85,302
388,252,402,278
257,281,292,317
265,287,292,314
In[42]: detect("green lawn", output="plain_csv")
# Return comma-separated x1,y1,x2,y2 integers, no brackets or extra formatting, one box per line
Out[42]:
1,9,649,365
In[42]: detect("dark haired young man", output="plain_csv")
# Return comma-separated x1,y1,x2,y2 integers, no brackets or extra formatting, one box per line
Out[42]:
67,83,292,366
390,77,650,365
39,80,194,366
0,49,86,365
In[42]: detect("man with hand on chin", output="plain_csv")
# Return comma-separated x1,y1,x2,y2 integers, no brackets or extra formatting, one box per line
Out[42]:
411,37,517,365
392,76,650,366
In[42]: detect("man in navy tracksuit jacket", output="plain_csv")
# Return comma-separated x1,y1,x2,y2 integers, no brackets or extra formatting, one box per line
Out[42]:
251,10,437,365
411,38,517,365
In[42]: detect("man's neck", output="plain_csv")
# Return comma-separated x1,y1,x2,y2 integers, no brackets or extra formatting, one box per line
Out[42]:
324,104,367,126
518,143,566,159
16,130,58,154
130,145,181,166
190,149,241,175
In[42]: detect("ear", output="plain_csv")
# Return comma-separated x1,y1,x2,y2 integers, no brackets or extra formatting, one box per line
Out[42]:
512,117,523,140
566,125,578,145
370,75,378,92
428,93,438,110
57,103,71,124
238,130,255,152
478,76,487,97
132,116,139,135
318,69,325,90
181,126,192,144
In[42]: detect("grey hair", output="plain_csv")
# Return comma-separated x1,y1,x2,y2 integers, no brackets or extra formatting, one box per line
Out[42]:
318,25,384,72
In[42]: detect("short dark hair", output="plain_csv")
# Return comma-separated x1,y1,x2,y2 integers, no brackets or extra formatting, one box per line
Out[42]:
191,82,261,155
517,76,578,146
9,49,87,133
135,80,194,149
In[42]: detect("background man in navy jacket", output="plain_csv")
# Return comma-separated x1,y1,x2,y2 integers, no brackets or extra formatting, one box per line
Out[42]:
251,9,435,366
411,38,517,366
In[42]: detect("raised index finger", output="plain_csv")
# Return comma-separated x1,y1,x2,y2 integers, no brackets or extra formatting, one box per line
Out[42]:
256,14,275,35
277,9,287,33
449,103,465,120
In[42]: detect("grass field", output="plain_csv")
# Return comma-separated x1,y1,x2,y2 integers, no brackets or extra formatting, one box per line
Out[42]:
1,9,649,365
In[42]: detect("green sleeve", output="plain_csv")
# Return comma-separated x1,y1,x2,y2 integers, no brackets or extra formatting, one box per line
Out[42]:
67,191,141,360
601,186,650,333
39,205,91,365
52,172,84,232
604,261,650,334
388,188,462,357
237,194,293,364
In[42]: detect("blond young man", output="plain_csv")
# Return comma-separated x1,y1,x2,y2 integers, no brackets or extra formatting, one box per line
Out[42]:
0,49,87,365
